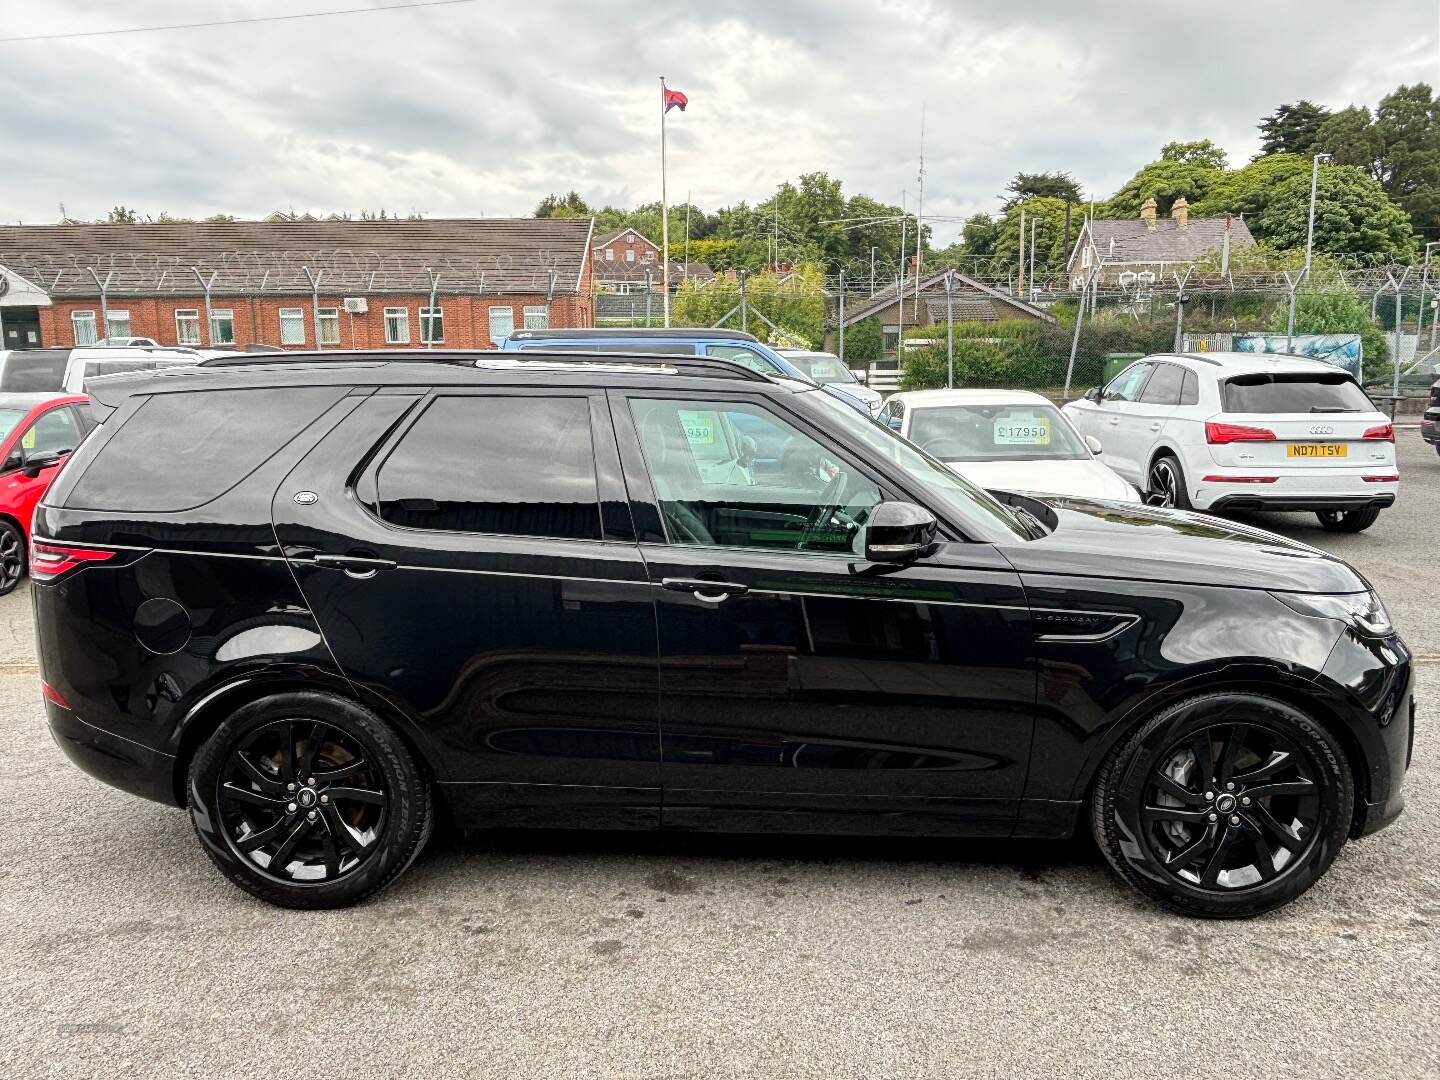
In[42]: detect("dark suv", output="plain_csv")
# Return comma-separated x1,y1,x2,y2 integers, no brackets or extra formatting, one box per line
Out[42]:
35,351,1413,916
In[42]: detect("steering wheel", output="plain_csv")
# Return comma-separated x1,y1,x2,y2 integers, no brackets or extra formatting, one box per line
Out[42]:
798,468,850,551
919,435,970,459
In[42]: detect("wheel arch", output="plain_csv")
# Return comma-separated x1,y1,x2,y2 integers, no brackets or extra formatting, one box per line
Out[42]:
169,667,441,807
1069,664,1372,837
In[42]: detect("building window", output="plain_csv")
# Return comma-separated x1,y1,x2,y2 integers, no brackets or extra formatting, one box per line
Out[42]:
523,305,549,330
604,248,614,260
420,307,444,344
1082,246,1093,268
625,250,635,263
318,307,340,345
279,307,306,345
175,309,201,345
384,306,410,344
210,309,235,344
106,310,131,340
488,305,514,346
72,311,98,346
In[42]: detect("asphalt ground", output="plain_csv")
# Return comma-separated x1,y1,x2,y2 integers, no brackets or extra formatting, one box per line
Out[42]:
1,435,1436,1079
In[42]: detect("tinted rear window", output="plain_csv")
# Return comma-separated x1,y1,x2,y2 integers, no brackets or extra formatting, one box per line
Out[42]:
66,386,346,511
1222,372,1372,413
1,350,68,391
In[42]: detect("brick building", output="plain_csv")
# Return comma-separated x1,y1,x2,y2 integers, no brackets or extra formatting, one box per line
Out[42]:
0,217,595,351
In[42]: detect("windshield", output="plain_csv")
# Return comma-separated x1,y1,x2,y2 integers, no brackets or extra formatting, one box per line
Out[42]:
908,403,1088,461
805,390,1030,541
1223,372,1373,413
788,353,857,384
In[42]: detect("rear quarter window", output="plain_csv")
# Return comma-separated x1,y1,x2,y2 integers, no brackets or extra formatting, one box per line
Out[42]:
63,386,347,511
1222,372,1372,413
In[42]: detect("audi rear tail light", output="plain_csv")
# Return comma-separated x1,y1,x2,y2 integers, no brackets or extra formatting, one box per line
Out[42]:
1205,422,1277,444
1362,424,1394,441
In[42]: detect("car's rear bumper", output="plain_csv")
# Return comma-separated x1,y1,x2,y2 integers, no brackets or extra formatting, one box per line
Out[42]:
45,696,177,806
1193,467,1398,513
1208,493,1396,513
1421,415,1439,444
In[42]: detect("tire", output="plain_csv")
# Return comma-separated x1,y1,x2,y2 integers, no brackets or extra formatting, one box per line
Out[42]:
1090,692,1353,918
1316,507,1381,533
0,521,26,596
189,691,432,909
1145,453,1191,510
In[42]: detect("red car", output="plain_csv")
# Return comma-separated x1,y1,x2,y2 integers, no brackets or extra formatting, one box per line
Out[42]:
0,393,92,594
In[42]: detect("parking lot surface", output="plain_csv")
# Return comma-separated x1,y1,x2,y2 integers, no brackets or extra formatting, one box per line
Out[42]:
2,437,1436,1079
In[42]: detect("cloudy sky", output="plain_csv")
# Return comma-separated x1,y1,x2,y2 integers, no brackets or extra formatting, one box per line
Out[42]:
1,0,1436,242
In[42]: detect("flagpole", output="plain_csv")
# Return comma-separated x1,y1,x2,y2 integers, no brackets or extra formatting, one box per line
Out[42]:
660,75,671,327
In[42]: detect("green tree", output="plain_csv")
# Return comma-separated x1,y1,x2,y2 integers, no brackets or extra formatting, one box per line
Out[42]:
106,205,140,224
960,213,999,258
1192,153,1311,219
1161,139,1229,170
1003,170,1082,208
1252,165,1416,259
1257,100,1331,156
533,191,591,218
1108,154,1224,218
843,316,884,361
671,263,826,345
982,197,1072,283
204,213,237,222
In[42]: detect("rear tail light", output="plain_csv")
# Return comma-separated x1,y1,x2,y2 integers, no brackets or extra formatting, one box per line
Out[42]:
1201,475,1279,484
40,680,70,710
1205,422,1276,444
29,541,116,583
1363,424,1395,441
1362,473,1400,483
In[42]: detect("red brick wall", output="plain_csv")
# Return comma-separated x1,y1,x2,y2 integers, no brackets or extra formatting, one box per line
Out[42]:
592,231,659,266
38,290,595,350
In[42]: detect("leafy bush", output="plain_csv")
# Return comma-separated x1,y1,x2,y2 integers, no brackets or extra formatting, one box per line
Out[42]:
843,316,883,361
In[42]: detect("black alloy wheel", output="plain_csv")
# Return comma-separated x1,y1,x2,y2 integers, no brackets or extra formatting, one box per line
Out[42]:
1092,693,1352,918
1316,507,1381,533
1145,454,1190,510
0,521,26,596
190,692,432,908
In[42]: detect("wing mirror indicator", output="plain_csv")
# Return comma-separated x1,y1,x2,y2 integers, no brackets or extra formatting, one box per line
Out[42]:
864,501,938,564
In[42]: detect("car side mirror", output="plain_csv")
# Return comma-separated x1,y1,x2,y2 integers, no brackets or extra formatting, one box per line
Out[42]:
1084,386,1102,403
864,501,938,564
22,450,62,478
1085,435,1104,456
850,368,869,385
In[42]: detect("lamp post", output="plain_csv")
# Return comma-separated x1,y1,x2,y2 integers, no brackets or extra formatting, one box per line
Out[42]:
1287,152,1330,349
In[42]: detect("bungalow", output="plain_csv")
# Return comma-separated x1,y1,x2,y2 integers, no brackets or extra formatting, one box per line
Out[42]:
1066,198,1255,290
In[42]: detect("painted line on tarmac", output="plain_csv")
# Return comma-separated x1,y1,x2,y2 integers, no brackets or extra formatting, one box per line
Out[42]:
0,663,39,675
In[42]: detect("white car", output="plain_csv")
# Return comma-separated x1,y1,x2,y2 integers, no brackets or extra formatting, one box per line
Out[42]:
879,389,1139,502
0,346,211,395
1063,351,1397,532
777,349,884,415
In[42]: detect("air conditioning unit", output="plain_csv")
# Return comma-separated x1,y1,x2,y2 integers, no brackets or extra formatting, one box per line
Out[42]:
343,297,368,314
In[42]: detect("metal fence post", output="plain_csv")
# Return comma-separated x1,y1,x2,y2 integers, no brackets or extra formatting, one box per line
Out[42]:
546,270,556,330
301,266,324,350
945,270,955,389
739,270,749,334
1172,268,1192,353
1064,267,1097,402
837,270,846,369
85,267,112,342
190,267,217,345
425,268,440,348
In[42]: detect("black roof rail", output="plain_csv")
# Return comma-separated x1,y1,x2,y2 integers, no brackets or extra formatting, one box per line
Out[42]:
1174,352,1223,366
194,348,775,382
505,327,760,343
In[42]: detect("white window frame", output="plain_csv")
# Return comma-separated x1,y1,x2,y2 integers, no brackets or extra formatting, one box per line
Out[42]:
488,305,514,346
317,306,341,345
604,247,614,260
384,306,410,344
175,308,201,345
210,309,235,344
279,307,306,346
72,310,98,346
106,310,131,339
625,250,635,263
523,305,549,330
419,306,444,344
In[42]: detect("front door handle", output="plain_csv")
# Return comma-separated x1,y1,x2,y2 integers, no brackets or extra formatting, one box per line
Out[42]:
1149,421,1162,431
1108,416,1120,425
662,577,749,602
313,553,398,578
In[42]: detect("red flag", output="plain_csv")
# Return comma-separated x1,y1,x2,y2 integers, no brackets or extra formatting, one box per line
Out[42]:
663,87,688,114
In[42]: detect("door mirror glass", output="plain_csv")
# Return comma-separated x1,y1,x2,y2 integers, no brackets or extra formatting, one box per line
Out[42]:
1085,435,1104,455
1083,386,1101,403
863,501,938,564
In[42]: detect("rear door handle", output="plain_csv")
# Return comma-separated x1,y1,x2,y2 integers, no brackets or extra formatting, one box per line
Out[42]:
662,577,749,602
1108,417,1120,425
313,553,398,576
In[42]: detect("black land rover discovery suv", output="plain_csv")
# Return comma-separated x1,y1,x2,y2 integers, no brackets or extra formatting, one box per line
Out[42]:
34,351,1413,916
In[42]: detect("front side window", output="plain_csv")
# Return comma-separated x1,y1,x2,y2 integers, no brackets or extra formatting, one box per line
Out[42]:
210,309,235,344
175,309,201,345
1138,363,1184,405
488,306,514,345
376,396,600,540
384,307,410,344
106,310,131,340
523,305,549,330
9,405,81,470
630,397,882,554
419,307,444,344
907,403,1089,462
704,344,777,375
279,307,306,345
72,311,97,346
1103,362,1153,402
317,307,341,345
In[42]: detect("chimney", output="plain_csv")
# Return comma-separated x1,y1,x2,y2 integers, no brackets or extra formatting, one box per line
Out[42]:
1171,196,1190,227
1140,197,1157,229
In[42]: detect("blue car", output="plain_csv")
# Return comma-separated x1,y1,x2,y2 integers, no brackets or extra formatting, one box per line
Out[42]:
499,328,871,415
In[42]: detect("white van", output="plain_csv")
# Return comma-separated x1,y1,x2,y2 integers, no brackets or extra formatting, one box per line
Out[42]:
0,346,214,394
